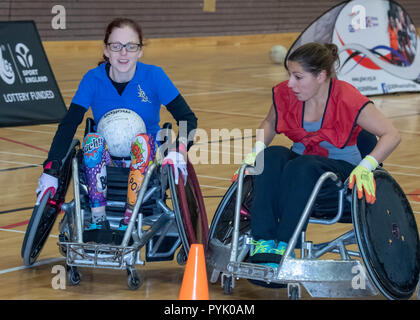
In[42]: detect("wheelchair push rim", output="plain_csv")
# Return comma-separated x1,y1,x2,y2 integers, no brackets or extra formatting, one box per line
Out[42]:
352,169,420,300
21,190,61,266
208,175,253,248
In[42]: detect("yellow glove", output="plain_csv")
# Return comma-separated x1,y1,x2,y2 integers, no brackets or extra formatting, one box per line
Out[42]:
232,141,266,182
349,155,378,204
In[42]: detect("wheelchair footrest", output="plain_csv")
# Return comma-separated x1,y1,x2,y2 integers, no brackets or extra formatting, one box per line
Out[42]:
227,262,279,283
59,242,141,270
227,258,379,298
279,258,379,298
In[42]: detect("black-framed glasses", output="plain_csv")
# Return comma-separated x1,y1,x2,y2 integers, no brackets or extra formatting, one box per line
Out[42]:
107,42,141,52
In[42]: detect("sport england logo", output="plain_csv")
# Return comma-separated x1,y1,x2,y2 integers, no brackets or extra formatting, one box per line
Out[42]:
0,42,37,85
15,43,33,68
0,45,15,85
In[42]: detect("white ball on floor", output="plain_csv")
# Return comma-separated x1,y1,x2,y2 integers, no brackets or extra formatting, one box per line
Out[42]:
270,45,287,64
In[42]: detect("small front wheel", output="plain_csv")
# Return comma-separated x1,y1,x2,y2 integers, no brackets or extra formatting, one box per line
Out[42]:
127,268,142,290
67,266,81,286
287,283,300,300
176,247,187,265
222,275,233,295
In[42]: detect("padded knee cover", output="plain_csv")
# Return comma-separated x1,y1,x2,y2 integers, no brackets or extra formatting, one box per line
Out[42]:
126,133,158,210
83,133,111,208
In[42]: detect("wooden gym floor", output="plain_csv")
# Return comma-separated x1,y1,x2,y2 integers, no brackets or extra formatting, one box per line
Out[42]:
0,34,419,300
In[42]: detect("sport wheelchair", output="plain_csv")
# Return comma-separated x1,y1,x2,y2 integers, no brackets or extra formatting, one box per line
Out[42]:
206,131,420,300
21,121,209,290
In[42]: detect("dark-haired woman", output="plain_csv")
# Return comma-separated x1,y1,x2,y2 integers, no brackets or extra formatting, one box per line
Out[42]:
240,42,400,268
35,18,197,231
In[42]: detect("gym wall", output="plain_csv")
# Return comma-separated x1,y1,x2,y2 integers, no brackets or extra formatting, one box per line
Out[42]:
1,0,419,41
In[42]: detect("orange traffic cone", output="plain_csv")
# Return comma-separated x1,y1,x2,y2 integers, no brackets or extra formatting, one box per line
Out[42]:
178,243,210,300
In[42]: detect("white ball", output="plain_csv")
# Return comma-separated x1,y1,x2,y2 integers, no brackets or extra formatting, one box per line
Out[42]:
270,45,287,64
97,108,146,157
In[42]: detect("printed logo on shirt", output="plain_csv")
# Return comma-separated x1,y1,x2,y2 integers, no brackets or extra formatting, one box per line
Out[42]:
137,84,151,103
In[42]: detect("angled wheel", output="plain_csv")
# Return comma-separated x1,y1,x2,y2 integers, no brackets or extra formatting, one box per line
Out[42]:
22,190,60,266
208,175,253,248
352,168,420,300
168,159,209,256
21,139,79,266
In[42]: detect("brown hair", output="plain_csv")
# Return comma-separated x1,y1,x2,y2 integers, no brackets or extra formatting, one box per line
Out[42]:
286,42,339,78
98,18,144,65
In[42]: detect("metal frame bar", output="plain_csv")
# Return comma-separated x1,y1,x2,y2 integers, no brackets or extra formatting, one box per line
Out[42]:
62,160,188,270
210,164,379,298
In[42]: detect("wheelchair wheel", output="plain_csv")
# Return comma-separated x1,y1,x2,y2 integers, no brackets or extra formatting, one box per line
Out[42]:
127,267,143,290
169,159,209,255
67,266,82,286
352,168,420,300
208,175,253,251
22,140,79,265
22,190,60,266
223,275,233,295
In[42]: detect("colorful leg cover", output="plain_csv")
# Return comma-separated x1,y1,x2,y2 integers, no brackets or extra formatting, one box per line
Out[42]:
83,133,112,213
124,133,157,224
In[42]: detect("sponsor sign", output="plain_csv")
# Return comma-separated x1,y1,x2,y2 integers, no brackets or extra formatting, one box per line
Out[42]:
0,21,66,127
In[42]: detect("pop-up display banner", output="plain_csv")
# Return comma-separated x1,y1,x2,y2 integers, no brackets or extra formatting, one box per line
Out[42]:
287,0,420,96
0,20,67,127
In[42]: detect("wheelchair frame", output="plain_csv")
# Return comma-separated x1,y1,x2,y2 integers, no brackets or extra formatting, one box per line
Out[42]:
22,123,209,290
207,164,420,300
58,140,208,289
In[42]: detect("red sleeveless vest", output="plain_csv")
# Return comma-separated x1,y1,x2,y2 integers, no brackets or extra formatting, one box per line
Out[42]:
273,78,371,157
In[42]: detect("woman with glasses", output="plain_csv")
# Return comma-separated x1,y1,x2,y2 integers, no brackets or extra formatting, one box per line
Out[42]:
36,18,197,232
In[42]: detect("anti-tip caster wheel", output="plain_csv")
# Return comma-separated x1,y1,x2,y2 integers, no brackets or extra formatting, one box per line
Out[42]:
127,267,143,290
176,247,187,266
222,274,233,295
287,283,301,300
67,266,81,286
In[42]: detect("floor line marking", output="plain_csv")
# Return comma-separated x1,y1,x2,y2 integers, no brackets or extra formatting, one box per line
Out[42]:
0,257,64,275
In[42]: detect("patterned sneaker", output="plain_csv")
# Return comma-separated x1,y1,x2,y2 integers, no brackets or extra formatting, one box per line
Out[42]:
247,239,288,288
250,239,276,256
247,239,278,264
248,239,291,267
271,241,295,258
271,241,287,255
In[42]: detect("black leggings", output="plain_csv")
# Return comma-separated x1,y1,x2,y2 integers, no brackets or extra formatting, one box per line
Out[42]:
250,146,356,243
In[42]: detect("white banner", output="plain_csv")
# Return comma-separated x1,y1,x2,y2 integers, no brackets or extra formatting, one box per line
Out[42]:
288,0,420,96
333,0,420,95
